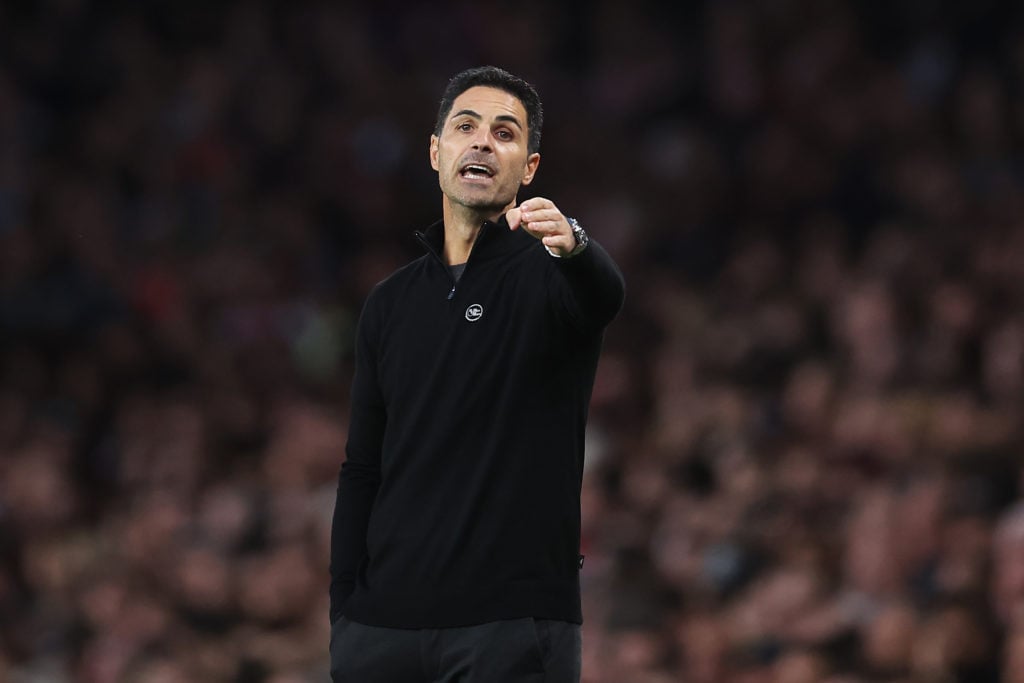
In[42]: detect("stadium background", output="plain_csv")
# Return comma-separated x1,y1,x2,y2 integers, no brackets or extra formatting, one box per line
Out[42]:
2,1,1024,681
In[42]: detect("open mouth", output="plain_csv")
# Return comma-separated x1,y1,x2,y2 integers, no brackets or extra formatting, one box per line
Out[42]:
459,163,496,180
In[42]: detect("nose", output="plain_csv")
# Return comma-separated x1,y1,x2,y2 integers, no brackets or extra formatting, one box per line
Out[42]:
471,128,493,151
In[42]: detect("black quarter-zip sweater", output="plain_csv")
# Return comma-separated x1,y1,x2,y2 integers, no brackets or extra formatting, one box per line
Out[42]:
329,215,625,629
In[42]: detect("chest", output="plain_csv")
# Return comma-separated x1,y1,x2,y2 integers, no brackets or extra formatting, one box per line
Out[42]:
375,259,559,401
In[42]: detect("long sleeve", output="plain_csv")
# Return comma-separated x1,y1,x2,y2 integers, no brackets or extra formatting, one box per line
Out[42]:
547,239,626,335
329,298,386,623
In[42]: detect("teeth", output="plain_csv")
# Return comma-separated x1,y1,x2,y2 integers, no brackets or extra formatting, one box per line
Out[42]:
463,165,492,176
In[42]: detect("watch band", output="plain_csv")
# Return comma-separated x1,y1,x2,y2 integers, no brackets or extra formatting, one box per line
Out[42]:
565,217,590,257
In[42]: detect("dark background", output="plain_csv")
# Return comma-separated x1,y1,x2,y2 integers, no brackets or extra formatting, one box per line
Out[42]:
2,1,1024,681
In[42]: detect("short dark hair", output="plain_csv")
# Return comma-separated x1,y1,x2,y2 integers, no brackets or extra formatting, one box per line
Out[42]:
434,66,544,154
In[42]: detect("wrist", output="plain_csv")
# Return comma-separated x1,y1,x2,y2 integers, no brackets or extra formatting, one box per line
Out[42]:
547,217,589,258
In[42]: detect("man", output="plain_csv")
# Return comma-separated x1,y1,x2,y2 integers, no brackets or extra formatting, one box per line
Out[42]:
329,66,625,682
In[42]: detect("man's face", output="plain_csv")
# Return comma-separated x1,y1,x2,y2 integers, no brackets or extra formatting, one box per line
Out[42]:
430,86,539,215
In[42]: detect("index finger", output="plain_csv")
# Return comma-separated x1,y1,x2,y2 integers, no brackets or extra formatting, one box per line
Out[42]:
506,207,522,229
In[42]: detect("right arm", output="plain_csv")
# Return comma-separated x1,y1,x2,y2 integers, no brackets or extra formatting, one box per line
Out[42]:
329,299,386,623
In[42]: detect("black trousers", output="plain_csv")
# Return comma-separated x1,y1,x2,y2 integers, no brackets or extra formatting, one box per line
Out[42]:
330,616,581,683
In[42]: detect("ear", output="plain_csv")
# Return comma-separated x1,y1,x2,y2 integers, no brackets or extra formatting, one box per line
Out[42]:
521,152,541,186
429,135,439,171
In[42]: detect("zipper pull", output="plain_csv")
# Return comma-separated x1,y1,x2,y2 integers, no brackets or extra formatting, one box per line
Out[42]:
447,285,456,300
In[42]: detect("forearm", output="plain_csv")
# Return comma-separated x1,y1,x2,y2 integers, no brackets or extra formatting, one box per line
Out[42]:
329,455,380,622
550,239,626,333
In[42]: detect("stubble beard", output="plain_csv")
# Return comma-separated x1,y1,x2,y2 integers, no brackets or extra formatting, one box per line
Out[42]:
442,173,519,216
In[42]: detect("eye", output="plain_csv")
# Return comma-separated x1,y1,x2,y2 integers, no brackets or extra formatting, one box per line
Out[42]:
495,129,513,140
457,122,474,132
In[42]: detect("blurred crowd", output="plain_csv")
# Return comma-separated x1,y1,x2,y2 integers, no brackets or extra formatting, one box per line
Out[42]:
1,1,1024,682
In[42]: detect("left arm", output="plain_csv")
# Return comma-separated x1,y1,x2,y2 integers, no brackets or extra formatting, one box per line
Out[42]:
508,198,626,333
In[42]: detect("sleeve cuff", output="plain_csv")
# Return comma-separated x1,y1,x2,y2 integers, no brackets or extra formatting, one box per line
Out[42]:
544,242,589,259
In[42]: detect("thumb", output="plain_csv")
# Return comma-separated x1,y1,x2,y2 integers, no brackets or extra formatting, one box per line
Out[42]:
506,207,522,230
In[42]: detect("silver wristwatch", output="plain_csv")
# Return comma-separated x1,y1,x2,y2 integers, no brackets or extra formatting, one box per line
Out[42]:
566,217,590,257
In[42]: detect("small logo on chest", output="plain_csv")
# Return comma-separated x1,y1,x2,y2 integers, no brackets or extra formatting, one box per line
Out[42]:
465,304,484,322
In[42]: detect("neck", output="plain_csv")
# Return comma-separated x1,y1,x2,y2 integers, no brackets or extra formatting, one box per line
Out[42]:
441,199,511,265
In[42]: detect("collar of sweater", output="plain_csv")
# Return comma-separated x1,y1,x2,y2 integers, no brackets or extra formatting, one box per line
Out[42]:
416,214,535,265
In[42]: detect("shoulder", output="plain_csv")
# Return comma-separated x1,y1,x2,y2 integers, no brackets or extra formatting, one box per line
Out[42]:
368,255,431,298
353,256,423,338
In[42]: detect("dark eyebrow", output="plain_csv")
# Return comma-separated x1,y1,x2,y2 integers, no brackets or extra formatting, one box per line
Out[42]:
495,115,523,131
451,109,481,121
451,109,524,131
